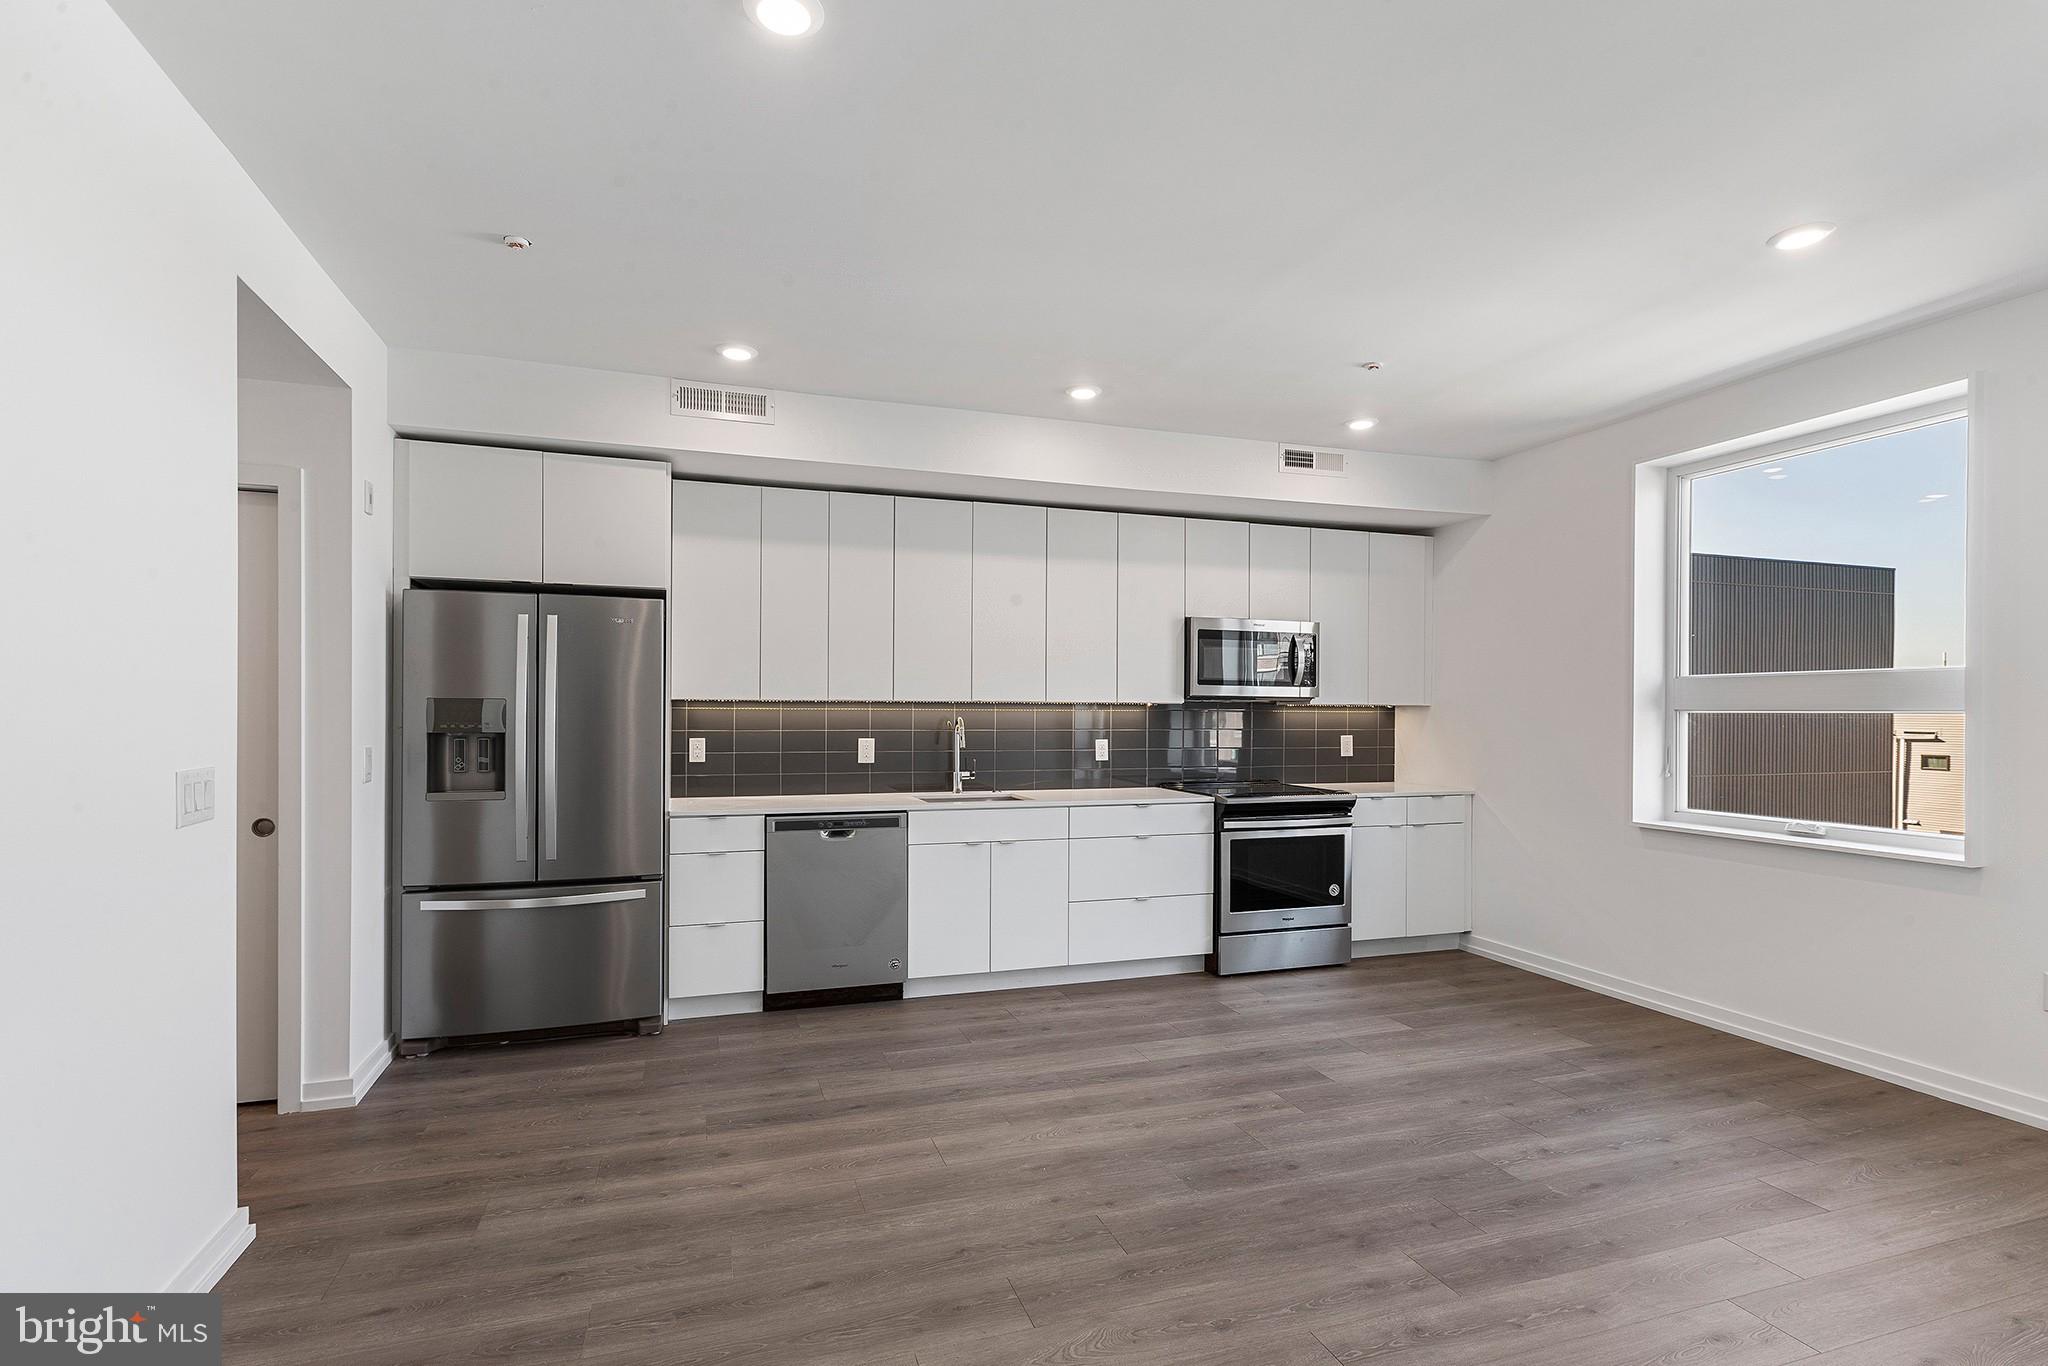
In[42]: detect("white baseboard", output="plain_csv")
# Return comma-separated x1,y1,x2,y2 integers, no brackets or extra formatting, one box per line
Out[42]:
1353,932,1465,959
1464,935,2048,1132
906,956,1205,998
299,1038,393,1111
167,1207,253,1292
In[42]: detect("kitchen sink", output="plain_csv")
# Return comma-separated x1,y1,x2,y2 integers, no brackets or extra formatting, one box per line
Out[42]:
916,793,1027,803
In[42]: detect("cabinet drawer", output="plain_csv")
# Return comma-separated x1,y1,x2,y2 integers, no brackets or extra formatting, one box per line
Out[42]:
670,815,765,854
1069,895,1211,964
1068,801,1212,839
667,922,764,996
1351,797,1406,828
909,805,1069,846
1405,795,1469,826
1069,832,1211,902
668,851,764,925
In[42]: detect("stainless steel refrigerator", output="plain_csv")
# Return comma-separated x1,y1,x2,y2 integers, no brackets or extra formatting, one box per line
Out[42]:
397,588,664,1053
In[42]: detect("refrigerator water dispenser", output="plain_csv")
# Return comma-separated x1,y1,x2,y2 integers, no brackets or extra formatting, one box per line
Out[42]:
425,697,507,800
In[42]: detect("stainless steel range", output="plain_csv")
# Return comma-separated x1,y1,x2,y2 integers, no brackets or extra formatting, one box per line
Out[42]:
1160,779,1357,975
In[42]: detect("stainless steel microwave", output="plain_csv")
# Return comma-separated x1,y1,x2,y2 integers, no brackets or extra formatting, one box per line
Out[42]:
1185,618,1319,700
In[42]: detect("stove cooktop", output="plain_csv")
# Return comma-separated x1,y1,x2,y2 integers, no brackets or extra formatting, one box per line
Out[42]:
1158,778,1346,801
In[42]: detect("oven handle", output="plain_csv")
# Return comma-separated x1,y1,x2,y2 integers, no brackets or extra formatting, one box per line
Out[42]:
1221,818,1354,832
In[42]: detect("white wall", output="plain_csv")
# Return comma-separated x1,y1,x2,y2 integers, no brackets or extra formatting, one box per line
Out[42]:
1409,285,2048,1124
390,349,1492,528
0,0,388,1289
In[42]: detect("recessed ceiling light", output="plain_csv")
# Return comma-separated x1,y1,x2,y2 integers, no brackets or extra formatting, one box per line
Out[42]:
1346,417,1378,432
717,343,758,362
1767,222,1836,252
745,0,823,37
1066,385,1100,402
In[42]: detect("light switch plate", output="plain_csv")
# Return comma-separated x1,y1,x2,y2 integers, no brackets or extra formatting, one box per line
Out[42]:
175,767,216,828
1339,734,1354,757
857,737,876,764
362,480,376,516
1094,738,1110,762
687,736,707,764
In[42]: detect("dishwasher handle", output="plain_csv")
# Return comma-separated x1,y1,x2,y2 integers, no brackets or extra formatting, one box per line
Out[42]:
770,812,907,834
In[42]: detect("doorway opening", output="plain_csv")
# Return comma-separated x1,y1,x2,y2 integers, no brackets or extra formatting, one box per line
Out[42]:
237,282,348,1113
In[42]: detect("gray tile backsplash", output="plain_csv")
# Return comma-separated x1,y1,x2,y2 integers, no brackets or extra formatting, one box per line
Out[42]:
670,701,1395,798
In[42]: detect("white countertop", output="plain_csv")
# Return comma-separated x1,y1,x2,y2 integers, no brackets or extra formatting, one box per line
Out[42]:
670,782,1470,817
670,785,1208,817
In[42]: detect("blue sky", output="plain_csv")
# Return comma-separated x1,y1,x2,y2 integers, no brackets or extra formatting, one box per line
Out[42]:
1690,417,1967,668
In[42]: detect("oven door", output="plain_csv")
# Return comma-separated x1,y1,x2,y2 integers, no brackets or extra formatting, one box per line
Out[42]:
1186,618,1318,699
1219,821,1351,933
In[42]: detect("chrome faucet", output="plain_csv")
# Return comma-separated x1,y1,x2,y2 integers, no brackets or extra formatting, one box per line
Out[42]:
950,715,976,793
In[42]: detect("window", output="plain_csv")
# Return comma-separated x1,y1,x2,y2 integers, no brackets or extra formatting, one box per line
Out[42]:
1634,385,1973,863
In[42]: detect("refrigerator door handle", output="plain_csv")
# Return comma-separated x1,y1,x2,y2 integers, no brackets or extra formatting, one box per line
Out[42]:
542,611,560,862
419,888,649,912
513,611,531,865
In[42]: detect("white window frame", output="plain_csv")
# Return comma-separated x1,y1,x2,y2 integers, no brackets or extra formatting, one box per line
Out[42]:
1631,381,1979,867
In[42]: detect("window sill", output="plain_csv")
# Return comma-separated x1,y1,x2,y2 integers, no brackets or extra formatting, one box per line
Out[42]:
1634,818,1976,868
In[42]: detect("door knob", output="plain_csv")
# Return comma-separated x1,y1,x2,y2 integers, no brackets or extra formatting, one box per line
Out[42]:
252,818,276,837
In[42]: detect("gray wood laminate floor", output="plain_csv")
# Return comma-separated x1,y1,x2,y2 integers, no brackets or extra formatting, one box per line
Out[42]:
224,953,2048,1365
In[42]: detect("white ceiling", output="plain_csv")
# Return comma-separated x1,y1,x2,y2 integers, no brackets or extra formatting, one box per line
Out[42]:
116,0,2048,458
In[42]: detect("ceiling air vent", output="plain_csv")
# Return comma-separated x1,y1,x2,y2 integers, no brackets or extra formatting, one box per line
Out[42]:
669,379,776,424
1278,445,1346,477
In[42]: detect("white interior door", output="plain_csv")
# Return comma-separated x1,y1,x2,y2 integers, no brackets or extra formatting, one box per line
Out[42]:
236,490,280,1104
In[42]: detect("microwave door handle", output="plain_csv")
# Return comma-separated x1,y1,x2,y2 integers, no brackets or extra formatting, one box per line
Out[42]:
1288,634,1301,684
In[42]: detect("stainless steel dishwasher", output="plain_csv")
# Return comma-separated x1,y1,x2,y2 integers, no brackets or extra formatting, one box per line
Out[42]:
765,812,909,1009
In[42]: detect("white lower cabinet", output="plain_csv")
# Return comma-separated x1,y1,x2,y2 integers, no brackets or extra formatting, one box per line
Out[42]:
1069,895,1210,965
990,839,1068,971
1406,821,1472,936
1350,796,1471,939
909,841,993,977
668,922,765,996
1349,824,1408,940
667,851,764,926
1068,833,1211,901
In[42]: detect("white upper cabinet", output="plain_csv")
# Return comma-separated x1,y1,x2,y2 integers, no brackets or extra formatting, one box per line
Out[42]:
1117,514,1185,703
1249,523,1313,621
827,492,894,700
671,481,761,699
759,487,830,700
1367,533,1431,705
405,441,544,583
1309,527,1371,704
1045,508,1118,703
541,453,671,588
893,498,974,700
972,502,1047,701
405,442,667,589
1184,519,1249,619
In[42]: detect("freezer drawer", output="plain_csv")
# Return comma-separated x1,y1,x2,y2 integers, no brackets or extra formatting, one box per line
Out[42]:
400,880,663,1042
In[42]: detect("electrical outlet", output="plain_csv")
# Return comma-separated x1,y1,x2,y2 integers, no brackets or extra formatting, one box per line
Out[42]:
857,737,876,764
1339,734,1354,757
687,736,707,764
1094,737,1110,762
174,767,215,828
